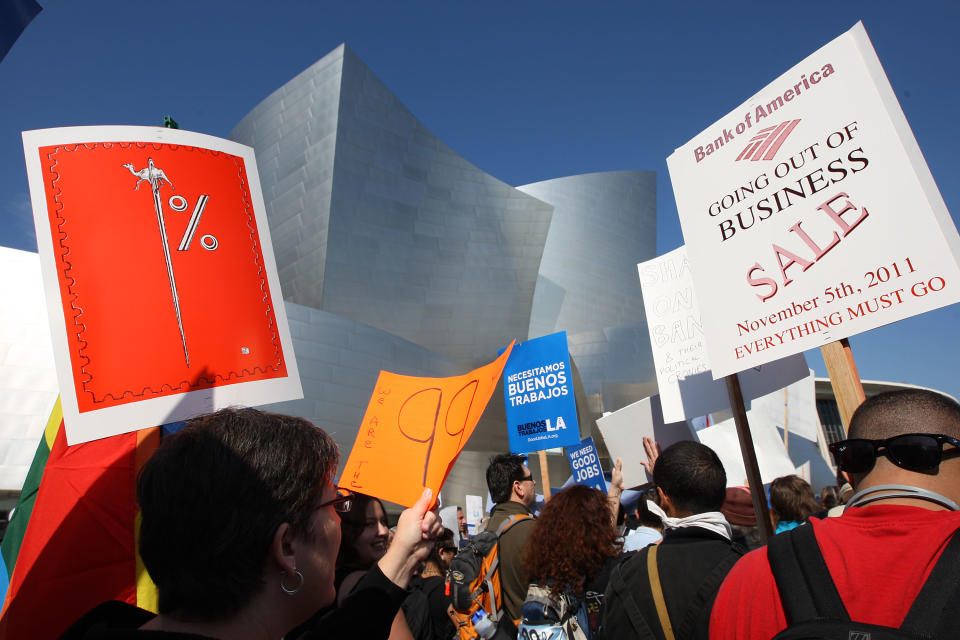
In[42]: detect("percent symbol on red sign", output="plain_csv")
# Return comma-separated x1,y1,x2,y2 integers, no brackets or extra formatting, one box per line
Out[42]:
168,194,217,251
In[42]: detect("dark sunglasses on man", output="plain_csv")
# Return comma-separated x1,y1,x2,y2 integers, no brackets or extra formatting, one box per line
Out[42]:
829,433,960,474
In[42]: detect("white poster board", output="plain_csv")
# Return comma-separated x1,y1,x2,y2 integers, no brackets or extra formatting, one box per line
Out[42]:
639,245,809,422
0,247,59,490
747,368,819,442
23,126,302,444
465,494,483,535
595,395,694,489
667,22,960,378
697,416,797,487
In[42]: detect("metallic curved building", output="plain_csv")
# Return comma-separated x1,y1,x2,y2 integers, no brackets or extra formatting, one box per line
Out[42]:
230,44,658,500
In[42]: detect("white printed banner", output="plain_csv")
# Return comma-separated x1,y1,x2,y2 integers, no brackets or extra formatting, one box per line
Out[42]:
639,246,809,422
667,22,960,377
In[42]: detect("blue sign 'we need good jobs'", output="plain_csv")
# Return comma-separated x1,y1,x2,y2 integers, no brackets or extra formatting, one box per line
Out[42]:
567,437,606,492
503,331,580,454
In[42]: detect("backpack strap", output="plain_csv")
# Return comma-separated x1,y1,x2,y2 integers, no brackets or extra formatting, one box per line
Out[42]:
673,542,745,640
485,513,530,623
899,528,960,637
495,513,531,536
646,545,676,640
767,524,849,624
605,559,658,640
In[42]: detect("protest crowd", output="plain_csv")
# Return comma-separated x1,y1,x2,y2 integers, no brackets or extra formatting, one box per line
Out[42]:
36,387,957,640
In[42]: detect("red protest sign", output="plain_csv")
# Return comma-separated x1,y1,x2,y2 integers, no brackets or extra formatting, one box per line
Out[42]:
24,127,302,444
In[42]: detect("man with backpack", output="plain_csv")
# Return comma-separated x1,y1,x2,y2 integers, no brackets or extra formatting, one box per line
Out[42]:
485,453,537,622
599,441,744,640
709,389,960,639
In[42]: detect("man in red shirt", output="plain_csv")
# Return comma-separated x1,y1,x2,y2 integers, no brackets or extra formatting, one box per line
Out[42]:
710,389,960,639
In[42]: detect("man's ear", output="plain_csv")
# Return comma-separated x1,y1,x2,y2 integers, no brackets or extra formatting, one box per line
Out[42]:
271,522,297,575
842,470,859,490
656,486,675,516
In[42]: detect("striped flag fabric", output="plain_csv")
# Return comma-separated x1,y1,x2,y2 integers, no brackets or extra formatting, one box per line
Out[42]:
0,398,161,638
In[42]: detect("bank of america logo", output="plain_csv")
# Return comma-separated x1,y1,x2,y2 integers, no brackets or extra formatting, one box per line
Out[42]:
736,119,801,162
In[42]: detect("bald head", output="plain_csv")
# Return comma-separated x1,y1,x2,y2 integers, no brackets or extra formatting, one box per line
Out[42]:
848,389,960,441
845,389,960,503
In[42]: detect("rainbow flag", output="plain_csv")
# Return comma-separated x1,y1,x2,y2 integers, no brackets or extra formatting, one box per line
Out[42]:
0,398,161,638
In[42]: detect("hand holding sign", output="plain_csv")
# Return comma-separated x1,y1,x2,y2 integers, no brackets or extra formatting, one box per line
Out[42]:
341,343,514,507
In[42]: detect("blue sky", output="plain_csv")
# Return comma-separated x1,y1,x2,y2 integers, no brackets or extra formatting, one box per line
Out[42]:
2,1,959,400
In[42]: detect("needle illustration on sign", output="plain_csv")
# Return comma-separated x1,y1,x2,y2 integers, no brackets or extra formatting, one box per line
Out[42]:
122,158,191,367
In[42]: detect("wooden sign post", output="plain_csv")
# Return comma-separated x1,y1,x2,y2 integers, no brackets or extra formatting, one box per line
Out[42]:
538,449,552,502
821,338,866,435
725,373,774,542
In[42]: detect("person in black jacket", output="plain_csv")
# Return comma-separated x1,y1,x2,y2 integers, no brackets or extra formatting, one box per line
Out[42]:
59,408,441,640
599,441,743,640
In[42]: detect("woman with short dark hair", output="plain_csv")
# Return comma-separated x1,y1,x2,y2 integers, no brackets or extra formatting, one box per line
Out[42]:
62,408,440,640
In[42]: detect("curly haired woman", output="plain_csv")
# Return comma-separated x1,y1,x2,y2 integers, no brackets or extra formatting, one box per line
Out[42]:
521,484,626,638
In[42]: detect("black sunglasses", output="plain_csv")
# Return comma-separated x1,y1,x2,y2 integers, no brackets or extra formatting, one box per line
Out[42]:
317,487,355,513
829,433,960,474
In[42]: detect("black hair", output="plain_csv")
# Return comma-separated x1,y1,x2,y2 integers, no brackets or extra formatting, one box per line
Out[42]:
636,489,664,530
424,527,456,574
336,492,388,570
848,389,960,440
653,441,726,515
486,453,529,504
137,408,338,619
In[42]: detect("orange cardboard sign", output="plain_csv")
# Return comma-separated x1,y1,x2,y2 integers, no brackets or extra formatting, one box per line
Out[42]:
340,343,514,507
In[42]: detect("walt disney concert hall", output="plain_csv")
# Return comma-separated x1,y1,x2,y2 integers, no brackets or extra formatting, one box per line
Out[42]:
229,44,658,504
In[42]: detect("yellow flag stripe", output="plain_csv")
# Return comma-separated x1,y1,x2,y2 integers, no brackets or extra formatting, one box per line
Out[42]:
43,397,62,450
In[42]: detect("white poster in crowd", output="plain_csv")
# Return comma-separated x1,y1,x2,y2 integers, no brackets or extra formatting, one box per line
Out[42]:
596,395,694,489
697,416,796,487
465,494,483,535
747,368,819,442
639,246,809,422
667,22,960,378
0,247,59,490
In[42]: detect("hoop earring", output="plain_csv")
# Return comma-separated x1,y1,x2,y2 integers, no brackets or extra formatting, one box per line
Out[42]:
281,569,304,596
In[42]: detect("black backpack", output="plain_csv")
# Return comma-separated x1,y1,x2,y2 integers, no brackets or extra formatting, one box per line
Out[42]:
768,523,960,639
599,540,743,640
447,514,530,639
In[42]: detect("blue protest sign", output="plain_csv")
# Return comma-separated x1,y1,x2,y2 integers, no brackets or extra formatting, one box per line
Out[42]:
566,437,606,492
503,331,580,453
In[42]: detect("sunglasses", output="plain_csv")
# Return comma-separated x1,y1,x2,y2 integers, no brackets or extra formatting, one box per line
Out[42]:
829,433,960,474
317,487,355,513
